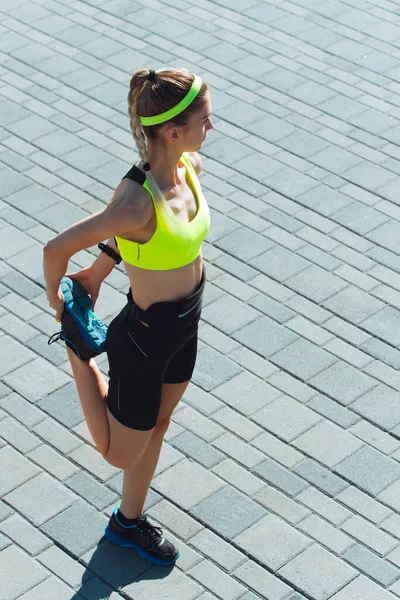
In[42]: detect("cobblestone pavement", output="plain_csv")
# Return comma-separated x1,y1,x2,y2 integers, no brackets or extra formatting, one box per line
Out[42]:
2,0,400,598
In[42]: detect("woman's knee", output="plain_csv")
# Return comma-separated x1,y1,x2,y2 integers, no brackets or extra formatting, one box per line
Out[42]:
102,449,141,470
104,409,154,469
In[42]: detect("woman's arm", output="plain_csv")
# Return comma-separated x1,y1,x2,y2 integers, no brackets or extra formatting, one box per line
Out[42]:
43,181,149,319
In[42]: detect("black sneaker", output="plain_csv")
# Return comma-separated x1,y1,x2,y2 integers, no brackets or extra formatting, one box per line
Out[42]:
48,277,108,362
105,508,180,566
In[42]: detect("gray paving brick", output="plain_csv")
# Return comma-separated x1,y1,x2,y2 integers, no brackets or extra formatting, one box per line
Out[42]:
170,431,225,468
323,285,385,324
148,499,203,542
4,356,71,403
32,418,82,454
153,459,224,510
254,484,311,525
307,394,361,428
251,429,303,469
174,405,224,443
17,576,75,600
271,338,337,380
248,293,295,323
233,315,297,358
350,419,400,455
212,458,265,496
0,416,41,454
377,464,400,508
235,513,311,570
343,161,397,191
294,421,363,468
351,384,400,430
41,499,107,557
190,528,245,572
250,245,309,282
212,405,262,442
0,514,51,556
0,501,13,524
234,559,293,599
213,431,264,469
331,575,395,599
297,244,342,271
254,455,309,497
188,559,247,600
294,459,349,497
0,545,48,600
183,383,223,416
296,184,352,216
341,514,398,556
298,487,352,526
202,294,259,335
38,382,83,427
69,443,118,482
5,472,77,526
0,532,11,551
361,307,400,347
279,544,357,599
0,445,40,496
190,485,266,539
299,514,354,554
309,361,377,406
331,201,389,235
335,446,400,496
215,226,273,261
286,264,348,303
28,444,79,481
192,346,242,391
122,564,203,600
0,392,44,428
252,395,321,443
0,98,31,126
37,545,88,588
343,543,400,586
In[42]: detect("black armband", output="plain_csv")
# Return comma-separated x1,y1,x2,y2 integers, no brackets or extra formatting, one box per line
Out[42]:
98,242,122,265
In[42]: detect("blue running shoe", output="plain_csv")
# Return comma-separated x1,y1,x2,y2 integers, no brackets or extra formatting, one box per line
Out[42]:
48,277,108,362
105,509,180,566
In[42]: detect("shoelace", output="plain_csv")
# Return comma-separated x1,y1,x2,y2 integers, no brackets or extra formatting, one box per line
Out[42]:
137,517,163,544
48,330,63,345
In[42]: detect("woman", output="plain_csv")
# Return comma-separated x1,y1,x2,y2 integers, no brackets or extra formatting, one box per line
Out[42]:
44,67,213,566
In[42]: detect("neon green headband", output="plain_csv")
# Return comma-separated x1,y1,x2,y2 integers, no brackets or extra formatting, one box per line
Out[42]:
139,74,202,127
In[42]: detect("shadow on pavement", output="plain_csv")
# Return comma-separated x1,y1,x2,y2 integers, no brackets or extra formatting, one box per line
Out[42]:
71,536,174,599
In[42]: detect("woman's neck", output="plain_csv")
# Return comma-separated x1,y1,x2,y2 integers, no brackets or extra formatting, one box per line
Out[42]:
147,144,183,190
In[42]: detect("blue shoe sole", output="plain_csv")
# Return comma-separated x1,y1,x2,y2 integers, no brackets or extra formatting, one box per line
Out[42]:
60,277,107,354
104,526,180,566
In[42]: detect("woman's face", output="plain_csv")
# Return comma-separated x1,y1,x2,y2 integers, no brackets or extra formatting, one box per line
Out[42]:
184,92,214,151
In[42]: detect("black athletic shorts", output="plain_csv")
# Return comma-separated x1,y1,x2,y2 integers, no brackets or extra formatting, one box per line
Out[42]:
105,272,205,430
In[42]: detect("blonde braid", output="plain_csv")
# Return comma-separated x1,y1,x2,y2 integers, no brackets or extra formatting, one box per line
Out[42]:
127,85,164,204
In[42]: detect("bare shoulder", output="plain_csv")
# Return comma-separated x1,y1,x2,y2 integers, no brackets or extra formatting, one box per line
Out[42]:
185,152,202,175
109,177,153,228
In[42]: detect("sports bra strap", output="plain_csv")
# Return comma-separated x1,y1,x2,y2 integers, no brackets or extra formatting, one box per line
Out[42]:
122,163,146,186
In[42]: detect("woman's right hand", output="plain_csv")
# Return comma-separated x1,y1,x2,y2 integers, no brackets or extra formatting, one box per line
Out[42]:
47,288,65,323
66,266,102,310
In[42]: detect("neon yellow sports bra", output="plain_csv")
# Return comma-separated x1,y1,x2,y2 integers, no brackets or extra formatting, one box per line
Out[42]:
115,154,210,271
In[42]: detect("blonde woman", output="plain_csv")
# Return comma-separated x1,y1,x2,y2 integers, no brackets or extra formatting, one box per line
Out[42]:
44,68,213,565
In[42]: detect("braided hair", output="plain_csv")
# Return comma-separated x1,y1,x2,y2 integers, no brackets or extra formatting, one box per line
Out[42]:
127,68,208,203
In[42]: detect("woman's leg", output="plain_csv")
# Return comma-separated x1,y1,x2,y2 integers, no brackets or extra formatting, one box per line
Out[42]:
120,381,189,519
68,348,154,468
67,347,110,455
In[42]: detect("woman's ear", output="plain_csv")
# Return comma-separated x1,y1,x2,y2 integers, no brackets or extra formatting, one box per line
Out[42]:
163,123,181,143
